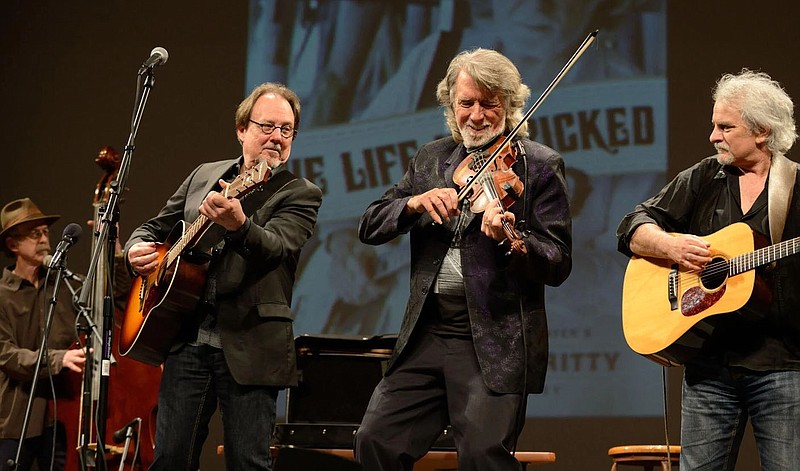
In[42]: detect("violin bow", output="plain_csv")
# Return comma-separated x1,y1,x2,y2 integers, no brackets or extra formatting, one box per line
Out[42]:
456,30,598,203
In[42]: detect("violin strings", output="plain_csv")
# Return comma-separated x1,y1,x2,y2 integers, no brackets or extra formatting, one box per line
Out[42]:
464,143,525,254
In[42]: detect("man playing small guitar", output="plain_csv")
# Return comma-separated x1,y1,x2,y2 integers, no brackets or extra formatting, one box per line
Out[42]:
124,83,322,471
617,70,800,470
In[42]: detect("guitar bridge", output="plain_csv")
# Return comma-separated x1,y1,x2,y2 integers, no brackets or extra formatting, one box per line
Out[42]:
138,277,147,313
667,264,679,311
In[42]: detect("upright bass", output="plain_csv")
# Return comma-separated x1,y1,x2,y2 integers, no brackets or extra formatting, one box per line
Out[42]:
59,147,162,471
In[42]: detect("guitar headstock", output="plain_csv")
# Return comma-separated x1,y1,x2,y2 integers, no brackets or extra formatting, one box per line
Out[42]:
224,160,272,199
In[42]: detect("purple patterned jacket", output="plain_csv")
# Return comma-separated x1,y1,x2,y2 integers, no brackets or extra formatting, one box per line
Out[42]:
359,136,572,394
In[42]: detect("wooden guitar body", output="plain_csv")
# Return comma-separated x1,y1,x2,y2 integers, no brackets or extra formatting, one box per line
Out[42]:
119,221,208,366
621,223,779,366
118,159,272,367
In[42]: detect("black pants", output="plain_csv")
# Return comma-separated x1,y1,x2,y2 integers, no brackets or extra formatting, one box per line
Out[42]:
354,331,526,471
0,424,66,471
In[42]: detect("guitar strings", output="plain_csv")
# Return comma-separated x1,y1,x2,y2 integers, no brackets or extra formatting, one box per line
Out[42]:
667,238,799,293
675,261,730,289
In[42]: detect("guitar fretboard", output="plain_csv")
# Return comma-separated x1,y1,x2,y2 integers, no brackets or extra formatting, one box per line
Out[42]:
165,215,212,266
160,161,270,269
729,236,800,275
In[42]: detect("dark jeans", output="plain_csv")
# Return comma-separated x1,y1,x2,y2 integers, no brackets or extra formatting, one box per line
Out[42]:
354,331,526,471
681,366,800,470
150,344,279,471
0,424,65,471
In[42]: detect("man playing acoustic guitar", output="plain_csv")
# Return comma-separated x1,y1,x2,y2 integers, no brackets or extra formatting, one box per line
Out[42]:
124,83,322,471
617,70,800,470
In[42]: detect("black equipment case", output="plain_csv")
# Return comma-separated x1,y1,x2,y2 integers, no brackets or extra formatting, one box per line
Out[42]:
273,334,395,449
272,334,454,450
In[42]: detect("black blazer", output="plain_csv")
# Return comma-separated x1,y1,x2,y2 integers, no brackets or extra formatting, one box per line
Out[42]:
125,159,322,386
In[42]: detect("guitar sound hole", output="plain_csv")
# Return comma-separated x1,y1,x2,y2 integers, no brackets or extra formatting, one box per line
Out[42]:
700,256,728,290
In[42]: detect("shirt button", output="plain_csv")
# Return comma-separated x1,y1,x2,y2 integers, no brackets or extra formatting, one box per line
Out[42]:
432,258,440,265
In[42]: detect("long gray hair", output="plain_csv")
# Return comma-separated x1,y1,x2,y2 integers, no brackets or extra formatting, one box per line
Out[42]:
436,49,531,143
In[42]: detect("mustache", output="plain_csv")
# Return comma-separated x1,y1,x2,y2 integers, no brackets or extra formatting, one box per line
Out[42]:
715,144,729,153
466,121,491,132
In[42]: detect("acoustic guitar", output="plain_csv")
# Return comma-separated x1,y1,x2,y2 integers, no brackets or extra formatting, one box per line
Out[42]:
622,222,800,366
119,160,272,366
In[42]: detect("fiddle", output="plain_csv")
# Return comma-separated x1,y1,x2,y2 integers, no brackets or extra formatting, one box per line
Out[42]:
452,29,598,256
453,136,524,213
453,136,528,255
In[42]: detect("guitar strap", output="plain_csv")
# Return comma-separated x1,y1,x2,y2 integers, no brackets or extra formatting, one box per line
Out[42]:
767,153,797,244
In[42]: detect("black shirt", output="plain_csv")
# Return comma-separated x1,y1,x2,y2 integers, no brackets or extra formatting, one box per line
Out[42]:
617,157,800,372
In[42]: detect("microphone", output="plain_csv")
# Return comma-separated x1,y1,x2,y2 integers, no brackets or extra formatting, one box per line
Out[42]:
112,417,141,444
47,223,82,270
43,255,84,282
139,46,169,74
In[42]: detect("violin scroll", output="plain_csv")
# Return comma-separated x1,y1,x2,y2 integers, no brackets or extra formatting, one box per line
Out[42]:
93,146,121,205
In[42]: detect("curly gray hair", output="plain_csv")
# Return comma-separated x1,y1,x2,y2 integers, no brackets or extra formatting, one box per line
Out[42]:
713,69,796,156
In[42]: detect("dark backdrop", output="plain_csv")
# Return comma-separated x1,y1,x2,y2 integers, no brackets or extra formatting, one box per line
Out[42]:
2,1,798,469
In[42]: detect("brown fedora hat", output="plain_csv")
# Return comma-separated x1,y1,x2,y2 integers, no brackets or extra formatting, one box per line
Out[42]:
0,198,60,238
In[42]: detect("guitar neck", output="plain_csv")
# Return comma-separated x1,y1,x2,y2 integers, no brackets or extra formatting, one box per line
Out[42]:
158,160,272,268
165,216,212,266
730,235,800,275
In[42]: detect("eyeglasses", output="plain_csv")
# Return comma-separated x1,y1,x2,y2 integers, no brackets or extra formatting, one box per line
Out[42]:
14,228,49,240
249,119,297,139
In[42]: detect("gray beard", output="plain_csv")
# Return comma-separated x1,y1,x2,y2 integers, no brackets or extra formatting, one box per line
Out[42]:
715,152,734,166
462,129,502,149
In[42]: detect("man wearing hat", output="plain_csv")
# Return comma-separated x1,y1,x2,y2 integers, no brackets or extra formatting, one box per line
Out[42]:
0,197,86,471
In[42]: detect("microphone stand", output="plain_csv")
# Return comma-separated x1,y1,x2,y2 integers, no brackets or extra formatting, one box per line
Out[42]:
76,66,158,471
64,278,102,471
78,316,95,471
117,418,141,471
9,259,72,470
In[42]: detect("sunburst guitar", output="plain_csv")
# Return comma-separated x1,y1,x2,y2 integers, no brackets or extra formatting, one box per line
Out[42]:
622,222,799,366
119,160,272,366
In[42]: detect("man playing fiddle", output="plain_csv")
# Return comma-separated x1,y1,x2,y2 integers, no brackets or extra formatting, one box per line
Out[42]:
354,48,573,471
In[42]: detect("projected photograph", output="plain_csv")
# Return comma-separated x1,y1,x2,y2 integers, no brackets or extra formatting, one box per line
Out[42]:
246,0,667,417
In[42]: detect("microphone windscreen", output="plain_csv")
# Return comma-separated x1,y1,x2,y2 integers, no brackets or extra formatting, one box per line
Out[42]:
62,223,83,242
151,46,169,65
